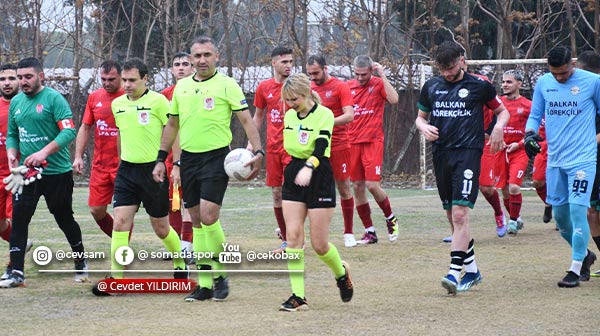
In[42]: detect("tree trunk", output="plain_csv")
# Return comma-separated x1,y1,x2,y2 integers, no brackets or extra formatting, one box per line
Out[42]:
565,0,576,56
460,0,470,58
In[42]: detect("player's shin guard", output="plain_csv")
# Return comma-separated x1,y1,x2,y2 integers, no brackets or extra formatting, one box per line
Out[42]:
448,251,467,280
162,226,185,270
554,204,573,243
204,221,226,280
287,248,305,298
356,203,374,229
463,239,477,273
111,231,129,279
570,203,591,262
317,243,345,278
341,198,354,234
509,193,522,220
193,226,212,288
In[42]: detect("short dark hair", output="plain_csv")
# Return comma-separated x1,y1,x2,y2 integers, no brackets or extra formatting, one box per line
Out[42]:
577,51,600,73
122,58,148,78
17,57,43,72
353,55,372,68
271,46,293,58
172,52,190,63
307,54,326,68
191,36,216,51
434,41,464,67
100,60,121,74
0,64,17,72
548,46,572,67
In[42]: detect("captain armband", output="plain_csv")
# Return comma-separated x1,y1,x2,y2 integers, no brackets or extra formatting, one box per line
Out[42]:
57,119,75,130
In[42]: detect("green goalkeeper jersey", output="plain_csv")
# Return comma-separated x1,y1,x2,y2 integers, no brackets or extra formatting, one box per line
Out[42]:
7,87,76,175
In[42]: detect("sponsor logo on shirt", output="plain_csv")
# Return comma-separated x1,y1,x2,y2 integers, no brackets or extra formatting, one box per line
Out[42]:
270,109,283,124
96,119,118,137
570,86,580,95
18,127,49,143
96,101,103,107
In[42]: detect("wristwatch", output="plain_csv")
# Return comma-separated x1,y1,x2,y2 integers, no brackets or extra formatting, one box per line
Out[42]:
304,161,315,169
254,149,266,157
174,160,181,167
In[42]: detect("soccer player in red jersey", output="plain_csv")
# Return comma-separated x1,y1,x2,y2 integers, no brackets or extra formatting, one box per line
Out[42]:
0,64,33,280
0,65,18,245
161,52,194,259
306,55,356,247
252,46,293,252
347,55,400,244
73,60,124,237
497,70,531,235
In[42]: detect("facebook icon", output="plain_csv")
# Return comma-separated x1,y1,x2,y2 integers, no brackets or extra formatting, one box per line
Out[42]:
115,246,135,266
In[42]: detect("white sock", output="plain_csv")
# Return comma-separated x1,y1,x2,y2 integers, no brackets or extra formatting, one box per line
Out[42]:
569,260,583,275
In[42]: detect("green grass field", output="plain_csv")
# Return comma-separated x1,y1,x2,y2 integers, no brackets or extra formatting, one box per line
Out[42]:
0,185,598,335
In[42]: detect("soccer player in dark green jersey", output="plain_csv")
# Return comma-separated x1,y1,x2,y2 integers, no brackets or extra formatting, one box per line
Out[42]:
0,57,88,288
278,73,353,311
153,36,263,302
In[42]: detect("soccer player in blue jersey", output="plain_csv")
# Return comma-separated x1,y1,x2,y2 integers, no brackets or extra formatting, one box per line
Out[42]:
416,41,509,295
525,45,600,288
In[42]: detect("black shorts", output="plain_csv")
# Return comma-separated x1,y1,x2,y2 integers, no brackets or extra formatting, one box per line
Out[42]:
433,148,482,210
113,161,169,218
180,147,229,208
592,151,600,207
282,158,336,209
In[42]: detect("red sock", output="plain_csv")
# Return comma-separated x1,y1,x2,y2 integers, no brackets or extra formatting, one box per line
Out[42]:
274,207,286,241
356,203,374,229
376,196,393,218
96,214,114,237
0,222,11,241
509,193,522,220
483,190,503,216
536,184,547,203
503,198,510,214
181,221,193,242
341,197,354,234
169,210,183,236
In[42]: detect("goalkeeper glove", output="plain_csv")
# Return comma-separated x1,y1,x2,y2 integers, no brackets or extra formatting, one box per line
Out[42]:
22,161,48,186
524,131,543,159
3,166,28,194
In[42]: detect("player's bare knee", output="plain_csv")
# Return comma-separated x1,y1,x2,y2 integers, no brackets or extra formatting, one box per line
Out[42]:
89,206,107,221
311,240,329,255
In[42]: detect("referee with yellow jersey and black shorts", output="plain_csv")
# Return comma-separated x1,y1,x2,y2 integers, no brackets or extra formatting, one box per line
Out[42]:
92,58,187,296
152,36,263,302
278,73,353,312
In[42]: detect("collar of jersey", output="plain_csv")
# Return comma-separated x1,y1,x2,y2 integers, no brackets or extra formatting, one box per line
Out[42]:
127,88,149,101
193,71,218,82
297,103,318,120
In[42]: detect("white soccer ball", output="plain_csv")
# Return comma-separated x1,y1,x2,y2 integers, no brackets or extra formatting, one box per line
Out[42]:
224,148,254,181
